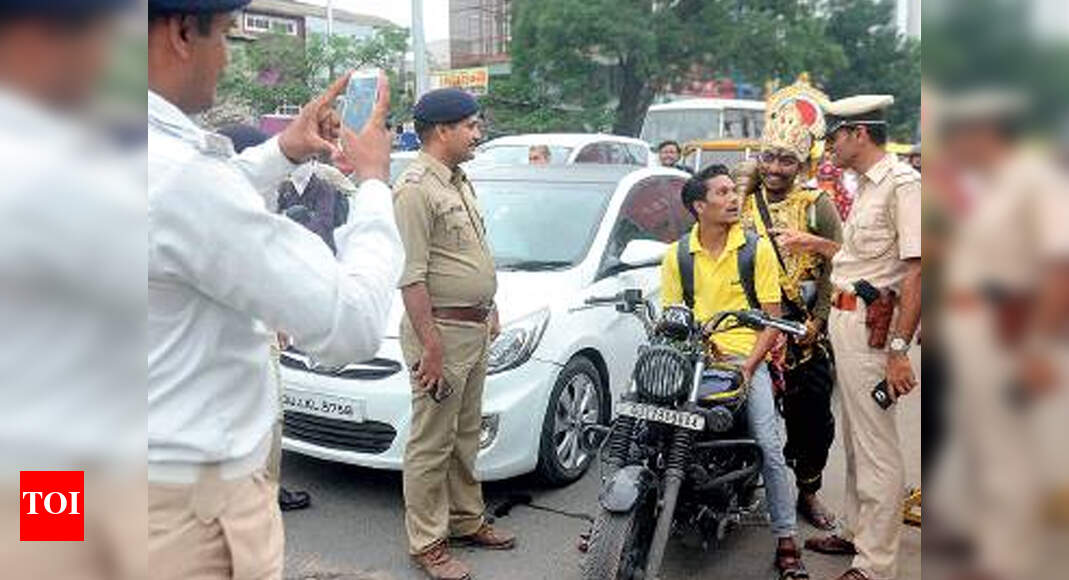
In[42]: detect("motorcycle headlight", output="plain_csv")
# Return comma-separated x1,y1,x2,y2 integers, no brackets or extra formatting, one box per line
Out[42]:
487,308,550,375
633,345,693,403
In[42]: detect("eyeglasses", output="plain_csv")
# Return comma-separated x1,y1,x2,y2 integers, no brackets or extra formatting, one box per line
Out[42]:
759,151,801,167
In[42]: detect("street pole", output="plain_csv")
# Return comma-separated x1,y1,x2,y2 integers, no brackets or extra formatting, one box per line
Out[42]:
327,0,334,37
413,0,429,98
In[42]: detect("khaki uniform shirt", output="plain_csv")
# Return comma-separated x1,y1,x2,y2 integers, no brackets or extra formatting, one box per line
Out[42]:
944,152,1069,295
831,153,922,292
393,151,497,307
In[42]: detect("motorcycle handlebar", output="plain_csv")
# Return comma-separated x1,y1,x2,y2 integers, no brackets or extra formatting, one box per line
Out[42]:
733,309,807,336
584,293,623,305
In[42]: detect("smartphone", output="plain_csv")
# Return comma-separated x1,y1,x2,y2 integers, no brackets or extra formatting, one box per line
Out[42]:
871,380,895,409
340,69,381,133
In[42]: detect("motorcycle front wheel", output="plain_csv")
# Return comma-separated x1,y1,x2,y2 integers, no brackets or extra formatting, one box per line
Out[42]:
580,490,657,580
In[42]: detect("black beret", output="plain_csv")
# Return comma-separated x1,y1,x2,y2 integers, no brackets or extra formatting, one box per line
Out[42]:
149,0,251,14
216,124,269,154
413,88,480,124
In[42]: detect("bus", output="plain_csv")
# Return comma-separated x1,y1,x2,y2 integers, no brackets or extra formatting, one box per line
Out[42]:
639,98,766,146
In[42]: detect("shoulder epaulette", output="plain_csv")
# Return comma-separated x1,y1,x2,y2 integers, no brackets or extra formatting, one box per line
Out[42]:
199,133,234,159
892,162,920,186
397,164,429,185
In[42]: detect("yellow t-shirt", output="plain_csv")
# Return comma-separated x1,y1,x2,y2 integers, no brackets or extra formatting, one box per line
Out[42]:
660,223,782,357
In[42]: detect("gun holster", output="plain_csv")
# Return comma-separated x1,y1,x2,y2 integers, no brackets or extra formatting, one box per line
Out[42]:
864,289,897,349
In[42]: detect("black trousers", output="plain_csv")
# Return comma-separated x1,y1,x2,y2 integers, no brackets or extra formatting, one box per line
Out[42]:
780,344,835,495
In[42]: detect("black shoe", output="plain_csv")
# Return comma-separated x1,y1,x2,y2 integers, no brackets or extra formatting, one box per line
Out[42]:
279,487,311,511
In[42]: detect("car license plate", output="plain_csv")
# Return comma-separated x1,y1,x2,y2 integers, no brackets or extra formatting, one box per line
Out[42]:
616,401,705,431
281,390,365,422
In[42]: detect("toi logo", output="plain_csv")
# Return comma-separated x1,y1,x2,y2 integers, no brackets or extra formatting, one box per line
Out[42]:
20,471,84,541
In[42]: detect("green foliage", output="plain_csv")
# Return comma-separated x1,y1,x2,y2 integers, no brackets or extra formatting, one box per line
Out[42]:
218,26,410,118
821,0,921,141
923,0,1069,136
499,0,919,140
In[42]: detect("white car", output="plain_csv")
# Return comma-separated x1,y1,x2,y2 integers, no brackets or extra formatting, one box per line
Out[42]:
474,133,655,168
281,164,693,485
389,150,419,185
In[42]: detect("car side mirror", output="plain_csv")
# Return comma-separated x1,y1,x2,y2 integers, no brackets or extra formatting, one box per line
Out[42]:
619,239,668,269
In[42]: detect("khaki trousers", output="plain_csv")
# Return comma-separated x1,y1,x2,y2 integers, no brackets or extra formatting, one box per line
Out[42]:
148,468,283,580
829,306,905,580
943,309,1040,579
401,319,489,554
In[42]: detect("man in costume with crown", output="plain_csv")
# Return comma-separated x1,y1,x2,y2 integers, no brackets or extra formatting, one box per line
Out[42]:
736,76,844,532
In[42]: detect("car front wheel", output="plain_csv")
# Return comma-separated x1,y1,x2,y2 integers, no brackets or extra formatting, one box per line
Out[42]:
535,356,606,486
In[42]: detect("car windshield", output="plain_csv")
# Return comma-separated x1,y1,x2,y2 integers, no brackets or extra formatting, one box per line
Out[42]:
474,178,614,270
476,144,572,165
640,109,723,144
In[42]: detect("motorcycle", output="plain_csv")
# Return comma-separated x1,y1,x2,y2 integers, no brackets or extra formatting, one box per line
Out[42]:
577,289,805,580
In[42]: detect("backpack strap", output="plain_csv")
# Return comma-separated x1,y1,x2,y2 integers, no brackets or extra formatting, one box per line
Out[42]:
676,233,695,309
737,228,761,310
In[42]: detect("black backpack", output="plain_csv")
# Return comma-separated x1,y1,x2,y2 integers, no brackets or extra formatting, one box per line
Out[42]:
676,228,761,310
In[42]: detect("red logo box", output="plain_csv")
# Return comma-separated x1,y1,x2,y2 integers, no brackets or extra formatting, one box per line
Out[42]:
20,471,84,541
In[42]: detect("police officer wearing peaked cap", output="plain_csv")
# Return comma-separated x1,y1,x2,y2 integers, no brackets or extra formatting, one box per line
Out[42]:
394,88,515,580
777,94,922,580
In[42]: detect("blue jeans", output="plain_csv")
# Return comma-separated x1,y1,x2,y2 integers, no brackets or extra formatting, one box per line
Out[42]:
744,362,797,537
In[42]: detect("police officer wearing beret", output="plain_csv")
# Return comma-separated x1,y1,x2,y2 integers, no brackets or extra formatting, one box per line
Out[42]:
147,1,401,578
394,88,514,580
774,96,921,580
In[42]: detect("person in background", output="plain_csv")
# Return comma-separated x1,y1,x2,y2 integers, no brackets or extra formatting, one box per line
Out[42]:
907,142,922,174
657,139,691,172
148,0,401,576
400,120,421,151
816,156,855,221
528,144,551,165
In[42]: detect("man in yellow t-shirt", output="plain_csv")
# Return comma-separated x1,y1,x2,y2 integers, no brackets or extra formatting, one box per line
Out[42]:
660,164,807,579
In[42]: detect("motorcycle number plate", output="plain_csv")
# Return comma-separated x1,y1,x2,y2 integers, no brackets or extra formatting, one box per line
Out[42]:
616,402,705,431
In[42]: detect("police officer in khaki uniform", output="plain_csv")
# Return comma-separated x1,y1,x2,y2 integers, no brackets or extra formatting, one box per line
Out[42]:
771,95,921,580
394,88,515,580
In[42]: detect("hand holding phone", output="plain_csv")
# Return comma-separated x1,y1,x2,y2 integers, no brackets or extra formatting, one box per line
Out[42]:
334,69,391,182
871,380,895,409
340,69,382,133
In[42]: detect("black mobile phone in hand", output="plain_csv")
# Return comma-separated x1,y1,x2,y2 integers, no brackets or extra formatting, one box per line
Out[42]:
410,361,452,403
871,380,895,409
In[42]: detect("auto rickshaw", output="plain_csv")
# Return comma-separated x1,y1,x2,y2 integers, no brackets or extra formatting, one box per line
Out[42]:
680,138,763,172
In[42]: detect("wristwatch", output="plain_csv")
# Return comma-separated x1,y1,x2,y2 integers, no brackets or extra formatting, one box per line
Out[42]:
888,336,911,355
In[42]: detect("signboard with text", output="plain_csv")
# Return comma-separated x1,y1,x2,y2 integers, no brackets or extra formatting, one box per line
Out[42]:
430,67,490,95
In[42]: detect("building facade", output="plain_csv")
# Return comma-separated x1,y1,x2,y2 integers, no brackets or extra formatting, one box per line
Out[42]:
450,0,511,69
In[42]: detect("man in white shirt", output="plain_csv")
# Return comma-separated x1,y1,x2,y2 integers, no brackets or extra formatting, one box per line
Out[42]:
0,2,145,578
148,2,401,578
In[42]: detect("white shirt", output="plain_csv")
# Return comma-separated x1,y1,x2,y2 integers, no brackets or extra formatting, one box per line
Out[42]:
0,88,144,471
148,91,402,479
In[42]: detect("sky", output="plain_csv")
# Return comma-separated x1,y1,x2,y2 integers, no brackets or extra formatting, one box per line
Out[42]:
301,0,451,41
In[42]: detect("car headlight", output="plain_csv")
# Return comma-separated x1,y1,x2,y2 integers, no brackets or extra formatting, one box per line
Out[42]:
486,308,550,375
479,414,500,449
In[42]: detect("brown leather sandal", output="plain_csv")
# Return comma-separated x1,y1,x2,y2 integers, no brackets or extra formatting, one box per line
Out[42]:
798,493,837,531
775,540,809,579
804,534,858,555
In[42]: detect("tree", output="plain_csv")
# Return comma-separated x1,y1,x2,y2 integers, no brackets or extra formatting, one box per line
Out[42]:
217,26,411,121
822,0,921,141
501,0,846,136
